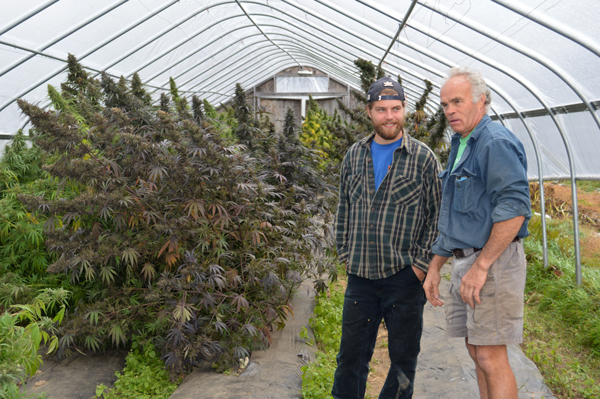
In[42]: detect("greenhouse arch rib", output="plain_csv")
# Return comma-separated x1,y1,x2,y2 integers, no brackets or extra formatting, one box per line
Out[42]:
182,45,356,94
139,30,361,94
156,36,360,92
139,3,443,109
233,0,301,68
0,0,183,114
0,1,246,114
1,0,444,117
0,0,128,78
493,0,600,58
417,1,600,132
377,0,418,69
0,0,59,36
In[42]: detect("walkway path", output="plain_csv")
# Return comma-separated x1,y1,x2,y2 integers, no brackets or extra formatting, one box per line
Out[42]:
170,264,556,398
23,264,556,399
414,265,556,399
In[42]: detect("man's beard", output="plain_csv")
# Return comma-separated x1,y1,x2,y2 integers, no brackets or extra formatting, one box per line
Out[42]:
374,121,403,141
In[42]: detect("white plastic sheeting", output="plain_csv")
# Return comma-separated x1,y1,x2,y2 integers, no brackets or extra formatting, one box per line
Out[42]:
1,0,600,181
275,77,329,93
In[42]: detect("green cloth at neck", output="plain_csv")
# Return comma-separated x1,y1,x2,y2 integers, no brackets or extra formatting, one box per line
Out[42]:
452,132,472,172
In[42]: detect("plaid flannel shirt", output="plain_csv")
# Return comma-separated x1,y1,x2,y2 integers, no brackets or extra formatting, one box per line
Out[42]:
335,132,442,279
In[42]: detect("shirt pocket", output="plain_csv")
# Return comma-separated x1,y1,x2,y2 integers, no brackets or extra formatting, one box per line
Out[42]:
452,167,476,212
391,176,420,207
348,173,364,203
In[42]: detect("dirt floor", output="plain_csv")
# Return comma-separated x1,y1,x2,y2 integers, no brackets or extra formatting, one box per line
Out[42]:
366,325,392,398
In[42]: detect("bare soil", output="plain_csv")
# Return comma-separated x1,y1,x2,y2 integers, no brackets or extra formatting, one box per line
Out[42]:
366,325,391,398
540,182,600,266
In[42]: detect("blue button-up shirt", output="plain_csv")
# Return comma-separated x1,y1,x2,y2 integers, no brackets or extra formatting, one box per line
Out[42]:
432,115,532,257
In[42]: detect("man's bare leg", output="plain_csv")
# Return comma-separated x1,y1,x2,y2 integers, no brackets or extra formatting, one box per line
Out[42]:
466,339,488,399
466,341,517,399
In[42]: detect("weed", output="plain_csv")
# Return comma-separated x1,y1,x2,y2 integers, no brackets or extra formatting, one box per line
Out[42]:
301,267,345,399
95,338,180,399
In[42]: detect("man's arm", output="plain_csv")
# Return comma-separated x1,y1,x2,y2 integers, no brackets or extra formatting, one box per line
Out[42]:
412,154,442,281
460,137,531,308
423,254,450,306
413,154,443,273
335,157,351,265
460,215,525,308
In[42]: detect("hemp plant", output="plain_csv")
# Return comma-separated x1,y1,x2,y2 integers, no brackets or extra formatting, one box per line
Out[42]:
15,55,337,374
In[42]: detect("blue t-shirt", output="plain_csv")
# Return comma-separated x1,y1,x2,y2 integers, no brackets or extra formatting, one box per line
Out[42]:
371,138,402,191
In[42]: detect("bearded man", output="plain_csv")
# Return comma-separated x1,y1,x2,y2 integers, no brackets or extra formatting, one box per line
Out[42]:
332,77,442,399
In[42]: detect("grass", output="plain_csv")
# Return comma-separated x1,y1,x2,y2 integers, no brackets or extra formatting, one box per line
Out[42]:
523,214,600,398
570,180,600,193
300,270,344,399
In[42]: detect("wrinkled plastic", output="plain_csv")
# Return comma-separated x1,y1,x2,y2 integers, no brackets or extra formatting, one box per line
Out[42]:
1,0,599,179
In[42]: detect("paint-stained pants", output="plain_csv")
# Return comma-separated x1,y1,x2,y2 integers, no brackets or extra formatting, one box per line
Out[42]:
331,266,426,399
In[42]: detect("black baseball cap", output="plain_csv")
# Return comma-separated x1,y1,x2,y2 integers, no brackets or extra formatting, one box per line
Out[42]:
366,77,405,103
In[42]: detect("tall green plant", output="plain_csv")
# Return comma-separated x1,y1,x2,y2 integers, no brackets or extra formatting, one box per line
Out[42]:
15,55,337,375
1,289,67,399
300,96,335,168
0,131,54,277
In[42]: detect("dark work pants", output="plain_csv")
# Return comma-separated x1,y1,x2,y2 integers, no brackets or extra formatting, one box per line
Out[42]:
331,266,426,399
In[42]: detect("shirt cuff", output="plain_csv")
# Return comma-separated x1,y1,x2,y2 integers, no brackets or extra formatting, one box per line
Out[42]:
412,257,430,272
337,246,348,264
491,201,531,223
432,241,453,258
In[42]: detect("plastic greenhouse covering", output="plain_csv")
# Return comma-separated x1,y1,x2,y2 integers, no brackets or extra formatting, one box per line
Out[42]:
1,0,600,183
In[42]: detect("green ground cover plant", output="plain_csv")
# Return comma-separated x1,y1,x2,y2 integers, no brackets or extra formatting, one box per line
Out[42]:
300,267,344,399
95,339,179,399
1,290,67,399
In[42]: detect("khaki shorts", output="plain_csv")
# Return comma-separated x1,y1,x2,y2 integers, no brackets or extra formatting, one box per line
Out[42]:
445,239,526,346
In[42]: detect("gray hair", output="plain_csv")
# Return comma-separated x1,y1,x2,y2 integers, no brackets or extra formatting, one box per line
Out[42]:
446,67,491,112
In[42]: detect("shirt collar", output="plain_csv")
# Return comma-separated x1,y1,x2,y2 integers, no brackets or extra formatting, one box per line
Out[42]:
451,114,492,143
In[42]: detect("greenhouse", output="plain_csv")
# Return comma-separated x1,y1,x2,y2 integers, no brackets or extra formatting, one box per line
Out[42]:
1,1,599,398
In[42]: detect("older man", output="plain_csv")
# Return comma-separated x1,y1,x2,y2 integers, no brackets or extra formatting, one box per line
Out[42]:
423,67,531,399
332,76,442,399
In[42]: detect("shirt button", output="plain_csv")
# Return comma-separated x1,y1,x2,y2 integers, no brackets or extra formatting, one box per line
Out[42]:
369,174,373,177
370,190,373,194
370,224,373,228
370,241,373,244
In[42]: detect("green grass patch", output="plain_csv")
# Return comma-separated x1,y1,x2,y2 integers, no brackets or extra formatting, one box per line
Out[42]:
301,268,345,399
523,214,600,398
571,180,600,193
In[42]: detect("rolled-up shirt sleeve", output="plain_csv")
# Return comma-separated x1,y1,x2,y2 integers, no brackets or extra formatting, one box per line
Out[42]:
481,139,532,223
432,234,454,258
